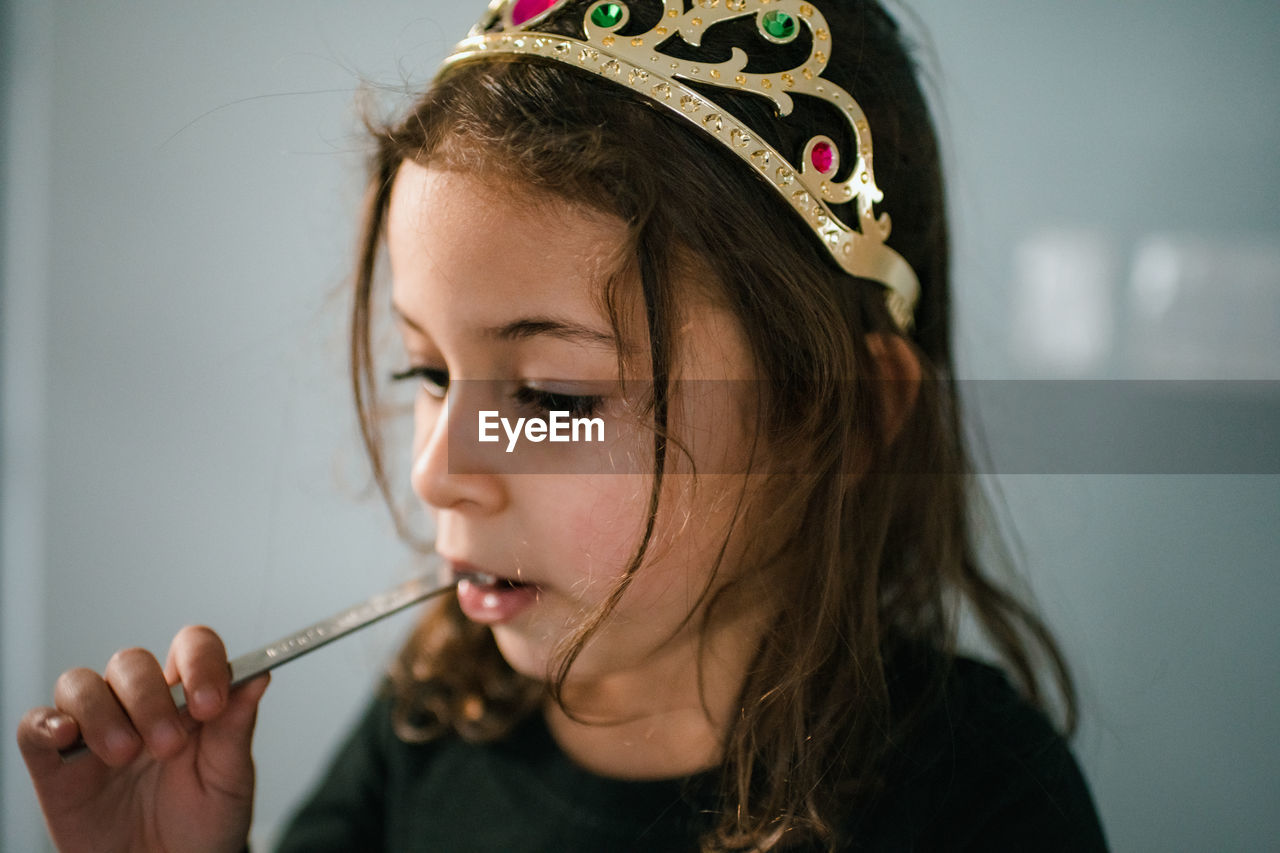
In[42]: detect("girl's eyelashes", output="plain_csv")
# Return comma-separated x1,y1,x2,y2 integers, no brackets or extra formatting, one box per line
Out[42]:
389,366,448,399
388,367,602,418
513,385,603,419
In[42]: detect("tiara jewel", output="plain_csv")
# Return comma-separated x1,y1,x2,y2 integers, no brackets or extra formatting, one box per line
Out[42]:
440,0,920,331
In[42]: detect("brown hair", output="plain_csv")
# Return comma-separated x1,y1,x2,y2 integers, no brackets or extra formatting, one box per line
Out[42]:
349,1,1076,849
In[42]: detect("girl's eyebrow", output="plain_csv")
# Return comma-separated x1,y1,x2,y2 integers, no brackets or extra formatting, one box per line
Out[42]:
391,302,615,350
485,317,616,349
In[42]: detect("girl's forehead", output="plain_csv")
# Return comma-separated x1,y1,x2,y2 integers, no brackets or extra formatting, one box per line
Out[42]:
389,160,618,244
387,163,627,317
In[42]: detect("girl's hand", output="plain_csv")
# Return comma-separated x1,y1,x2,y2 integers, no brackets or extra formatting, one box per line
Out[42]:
16,626,270,853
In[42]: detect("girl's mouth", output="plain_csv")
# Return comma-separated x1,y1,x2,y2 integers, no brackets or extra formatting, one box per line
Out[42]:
454,571,539,624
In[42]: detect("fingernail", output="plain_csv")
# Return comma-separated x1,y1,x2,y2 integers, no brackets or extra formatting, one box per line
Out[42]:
43,713,72,738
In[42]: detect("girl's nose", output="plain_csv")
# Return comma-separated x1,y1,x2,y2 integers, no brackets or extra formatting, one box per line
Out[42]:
410,391,506,514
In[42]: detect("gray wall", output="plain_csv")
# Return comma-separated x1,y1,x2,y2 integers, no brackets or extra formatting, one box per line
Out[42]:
3,2,1278,850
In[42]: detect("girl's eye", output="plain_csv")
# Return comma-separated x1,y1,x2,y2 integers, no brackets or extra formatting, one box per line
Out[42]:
513,386,602,419
388,369,601,417
389,366,448,399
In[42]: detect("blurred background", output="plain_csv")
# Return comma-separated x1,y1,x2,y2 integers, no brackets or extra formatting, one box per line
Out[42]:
3,1,1277,849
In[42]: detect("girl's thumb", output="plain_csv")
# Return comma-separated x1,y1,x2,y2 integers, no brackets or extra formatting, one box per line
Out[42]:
192,673,270,788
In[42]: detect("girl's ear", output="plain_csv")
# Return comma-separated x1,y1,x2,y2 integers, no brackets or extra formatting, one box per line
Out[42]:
865,332,922,444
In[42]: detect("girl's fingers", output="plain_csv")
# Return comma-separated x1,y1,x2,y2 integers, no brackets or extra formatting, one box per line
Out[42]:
52,667,143,767
164,625,231,722
186,672,270,796
102,647,188,760
162,626,267,794
17,706,88,778
24,627,265,793
201,672,270,754
16,705,112,826
19,706,82,750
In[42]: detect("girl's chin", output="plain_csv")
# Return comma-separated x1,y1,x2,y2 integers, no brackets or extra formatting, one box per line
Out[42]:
491,627,655,693
490,624,558,681
489,629,621,688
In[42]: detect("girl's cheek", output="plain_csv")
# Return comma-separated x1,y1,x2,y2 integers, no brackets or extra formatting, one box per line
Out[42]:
558,477,648,561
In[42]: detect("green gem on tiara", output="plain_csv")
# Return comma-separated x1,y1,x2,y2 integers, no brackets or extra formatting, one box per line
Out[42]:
591,3,625,28
761,11,797,41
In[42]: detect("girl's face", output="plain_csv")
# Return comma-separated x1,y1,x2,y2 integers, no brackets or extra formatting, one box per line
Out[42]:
387,161,772,699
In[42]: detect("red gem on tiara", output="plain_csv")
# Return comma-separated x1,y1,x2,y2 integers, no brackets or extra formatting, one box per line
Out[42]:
511,0,558,26
810,141,835,175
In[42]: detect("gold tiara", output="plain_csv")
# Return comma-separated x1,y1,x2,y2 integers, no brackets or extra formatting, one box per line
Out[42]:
440,0,920,331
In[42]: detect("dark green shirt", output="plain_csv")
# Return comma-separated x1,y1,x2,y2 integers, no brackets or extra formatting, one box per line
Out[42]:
276,657,1108,851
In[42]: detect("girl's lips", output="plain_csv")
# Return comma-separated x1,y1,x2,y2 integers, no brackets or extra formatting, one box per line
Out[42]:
455,576,540,625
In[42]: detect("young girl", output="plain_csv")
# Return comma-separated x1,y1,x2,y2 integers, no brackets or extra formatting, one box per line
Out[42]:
19,0,1108,849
